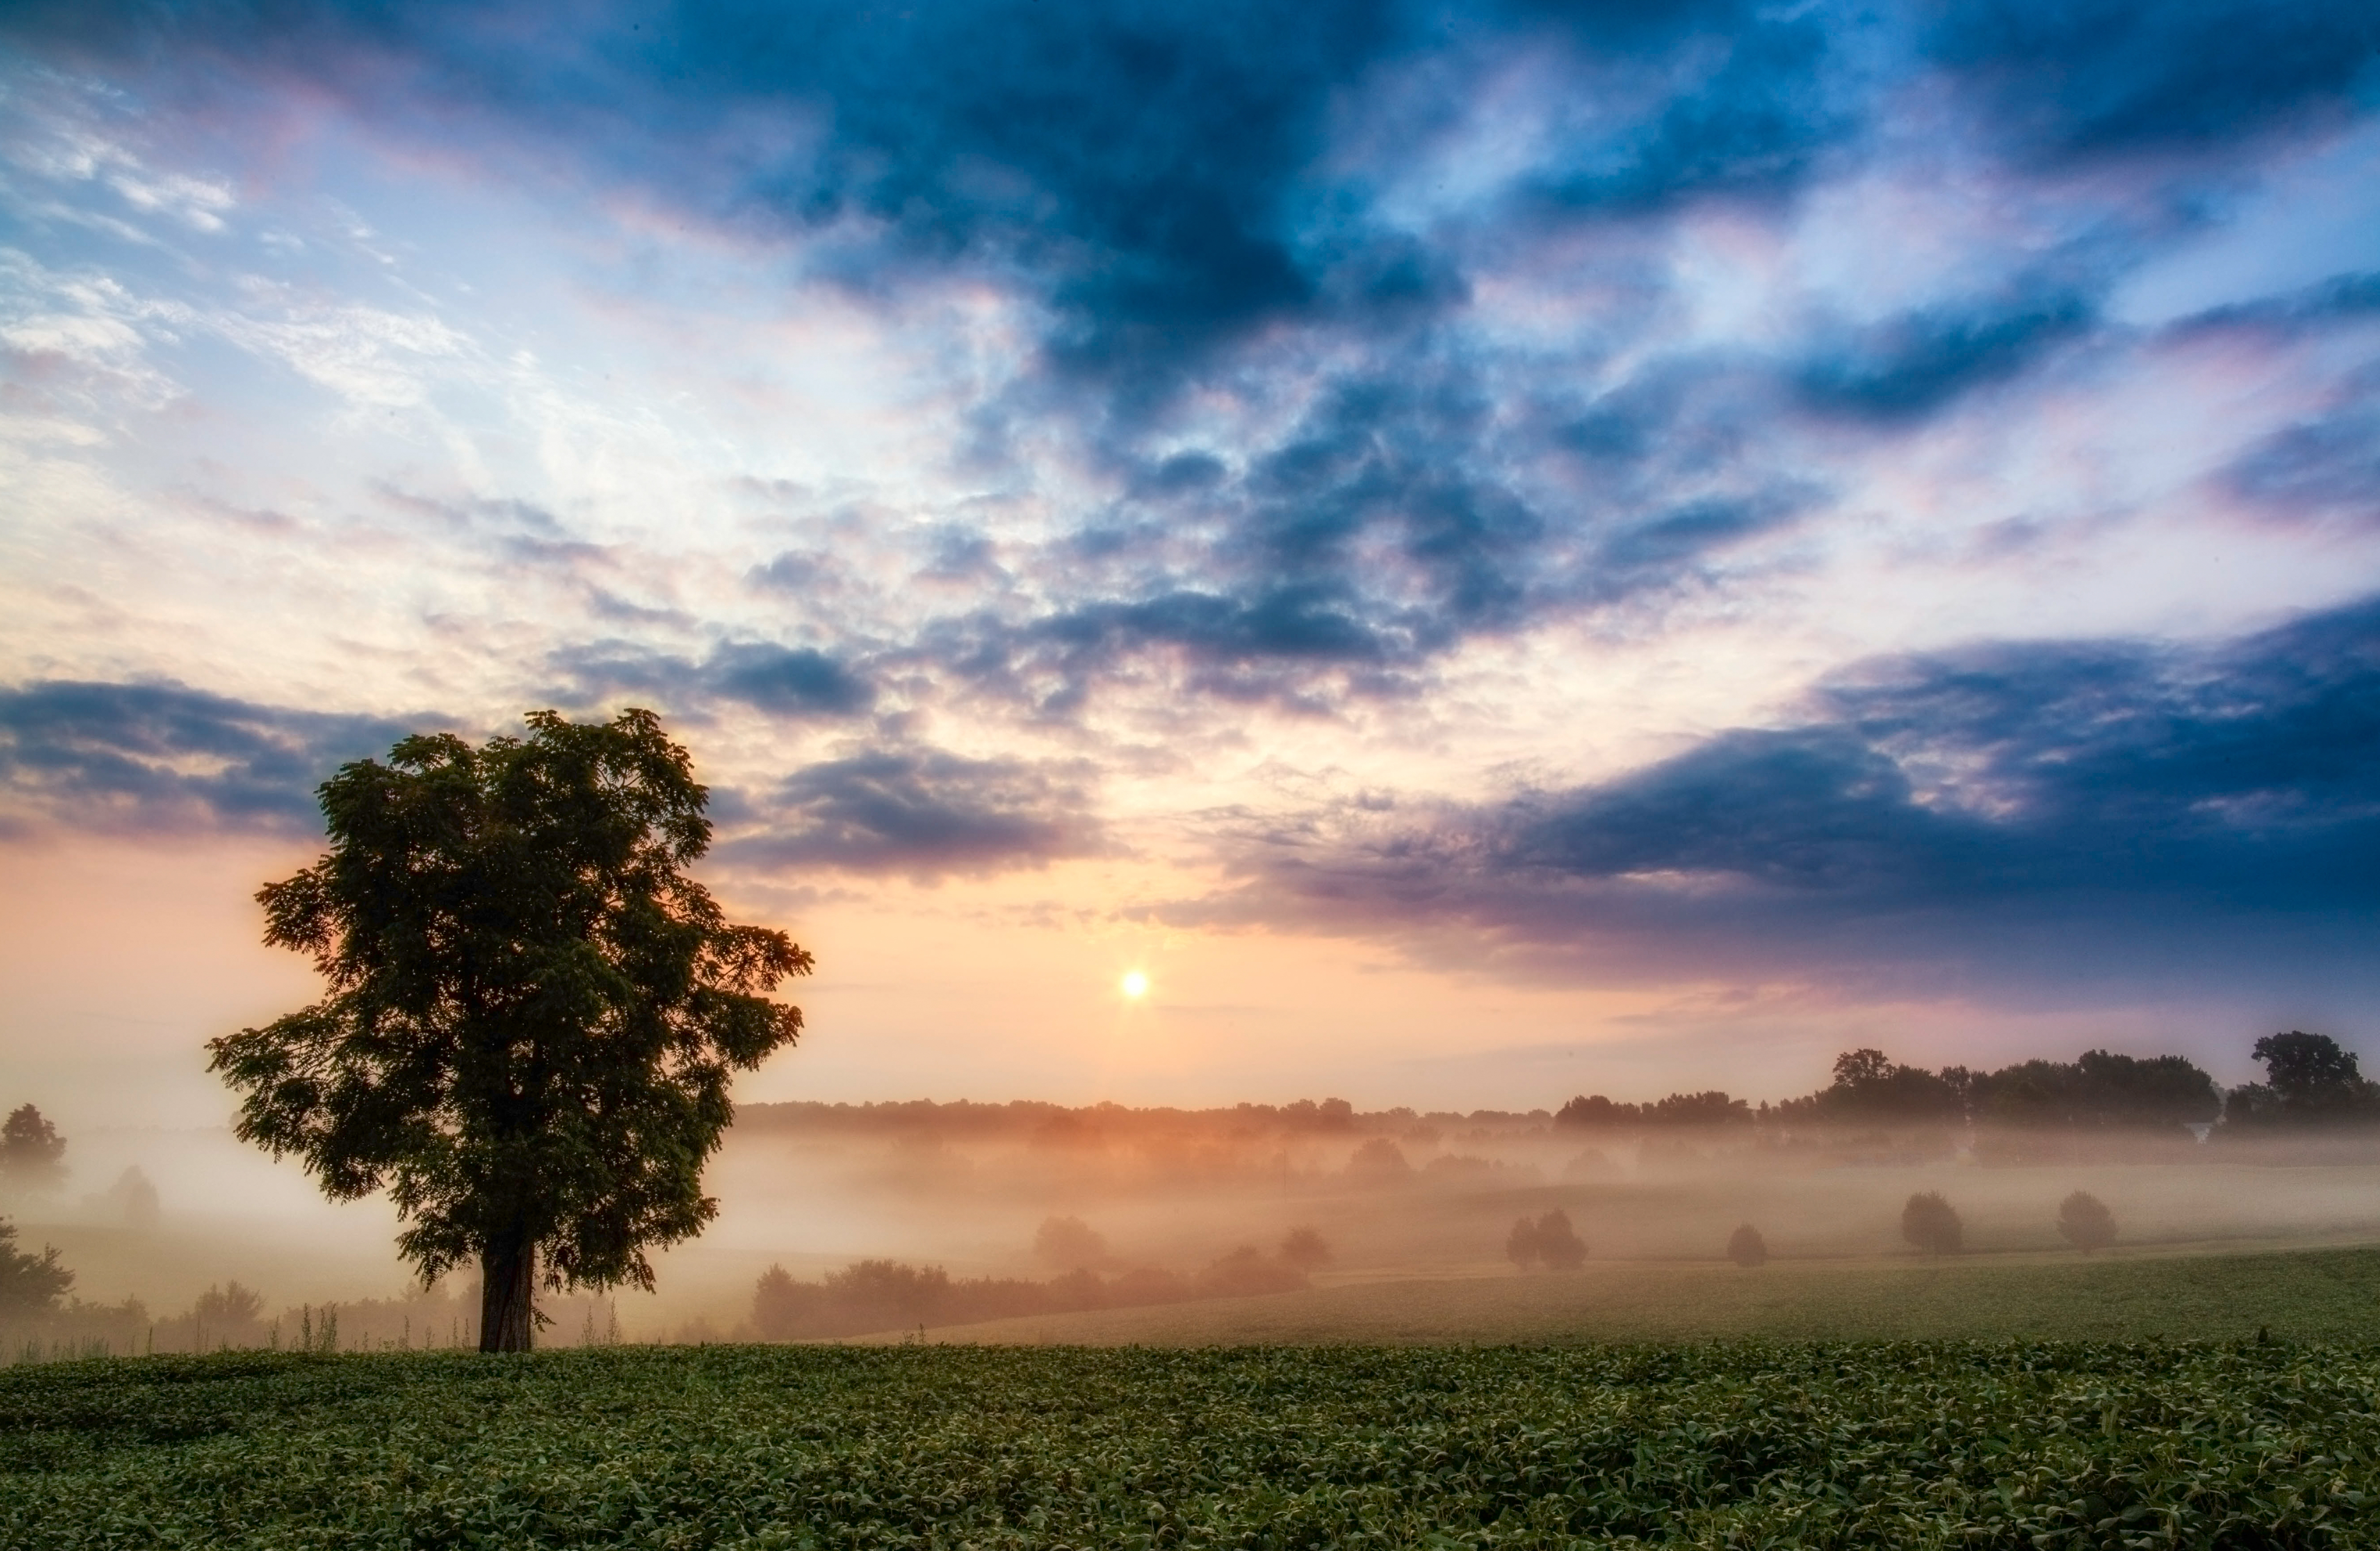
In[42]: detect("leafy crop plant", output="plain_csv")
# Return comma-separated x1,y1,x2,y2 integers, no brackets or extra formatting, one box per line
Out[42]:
6,1341,2378,1547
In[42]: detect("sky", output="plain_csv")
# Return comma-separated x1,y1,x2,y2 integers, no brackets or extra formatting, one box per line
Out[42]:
3,0,2378,1130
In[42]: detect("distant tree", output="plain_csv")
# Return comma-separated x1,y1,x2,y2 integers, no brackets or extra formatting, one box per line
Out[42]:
1508,1209,1586,1271
2257,1031,2360,1097
1278,1226,1332,1272
1726,1223,1768,1267
1505,1214,1540,1270
93,1166,160,1229
193,1280,265,1326
1033,1215,1110,1271
1281,1098,1356,1131
207,710,812,1352
0,1219,72,1314
1555,1094,1636,1129
1971,1052,2221,1133
1535,1209,1587,1270
1345,1138,1412,1183
1561,1148,1614,1181
191,1281,267,1346
0,1105,66,1195
2056,1191,2116,1252
1644,1091,1752,1127
823,1259,953,1328
1556,1092,1750,1128
2230,1032,2380,1128
751,1263,819,1341
1781,1051,1965,1126
1901,1191,1963,1255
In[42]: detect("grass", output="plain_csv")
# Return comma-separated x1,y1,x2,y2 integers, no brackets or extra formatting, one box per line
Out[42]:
865,1242,2380,1345
7,1340,2380,1548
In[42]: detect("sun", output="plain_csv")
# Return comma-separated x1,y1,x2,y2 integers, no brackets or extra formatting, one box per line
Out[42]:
1119,970,1149,1000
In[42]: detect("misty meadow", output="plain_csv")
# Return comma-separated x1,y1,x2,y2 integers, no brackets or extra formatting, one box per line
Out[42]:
8,0,2380,1542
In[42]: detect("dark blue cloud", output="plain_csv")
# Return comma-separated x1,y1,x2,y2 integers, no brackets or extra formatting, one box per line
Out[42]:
1193,595,2380,995
1526,11,1852,214
707,643,876,717
2171,271,2380,338
723,747,1101,877
0,0,1877,381
0,680,415,834
919,355,1808,711
1928,0,2380,160
551,640,876,719
12,0,2374,729
1794,289,2096,422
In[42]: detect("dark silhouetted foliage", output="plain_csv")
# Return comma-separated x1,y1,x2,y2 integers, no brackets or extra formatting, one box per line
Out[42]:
1816,1050,1967,1124
0,1219,72,1315
2057,1191,2116,1252
2225,1032,2380,1130
1902,1191,1963,1255
1968,1051,2220,1133
207,709,811,1351
1554,1091,1750,1128
0,1106,65,1195
1727,1223,1768,1267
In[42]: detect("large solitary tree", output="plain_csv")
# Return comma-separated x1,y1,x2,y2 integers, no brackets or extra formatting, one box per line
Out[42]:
208,709,810,1351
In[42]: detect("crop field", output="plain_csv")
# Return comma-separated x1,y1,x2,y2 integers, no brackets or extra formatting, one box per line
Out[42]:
876,1243,2380,1347
6,1340,2378,1549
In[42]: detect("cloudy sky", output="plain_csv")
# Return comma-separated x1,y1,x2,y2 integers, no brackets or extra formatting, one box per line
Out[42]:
4,0,2378,1125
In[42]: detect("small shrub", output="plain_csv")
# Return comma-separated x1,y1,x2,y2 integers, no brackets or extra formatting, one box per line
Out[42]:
1507,1209,1586,1271
1901,1191,1962,1254
1726,1223,1768,1267
2056,1190,2117,1251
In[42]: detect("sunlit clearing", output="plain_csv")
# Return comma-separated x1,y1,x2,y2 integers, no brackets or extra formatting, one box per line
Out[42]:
1120,970,1149,1000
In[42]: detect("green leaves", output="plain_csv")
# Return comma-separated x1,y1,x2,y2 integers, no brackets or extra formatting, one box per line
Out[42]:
8,1341,2380,1548
207,710,810,1312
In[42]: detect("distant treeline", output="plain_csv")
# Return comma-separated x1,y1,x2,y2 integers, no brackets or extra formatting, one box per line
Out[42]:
1557,1033,2380,1139
751,1240,1314,1341
738,1096,1550,1141
737,1031,2378,1150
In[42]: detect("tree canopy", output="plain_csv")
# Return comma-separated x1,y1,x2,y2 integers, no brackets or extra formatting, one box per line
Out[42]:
207,709,811,1351
2222,1032,2380,1131
0,1104,67,1195
0,1219,72,1315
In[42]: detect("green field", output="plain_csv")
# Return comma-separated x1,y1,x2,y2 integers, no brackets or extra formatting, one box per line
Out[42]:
6,1339,2380,1548
868,1242,2380,1346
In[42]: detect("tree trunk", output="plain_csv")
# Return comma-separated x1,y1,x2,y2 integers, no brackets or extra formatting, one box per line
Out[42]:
479,1232,536,1353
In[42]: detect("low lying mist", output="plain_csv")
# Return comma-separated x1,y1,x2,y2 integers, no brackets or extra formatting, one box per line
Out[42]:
8,1038,2380,1352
